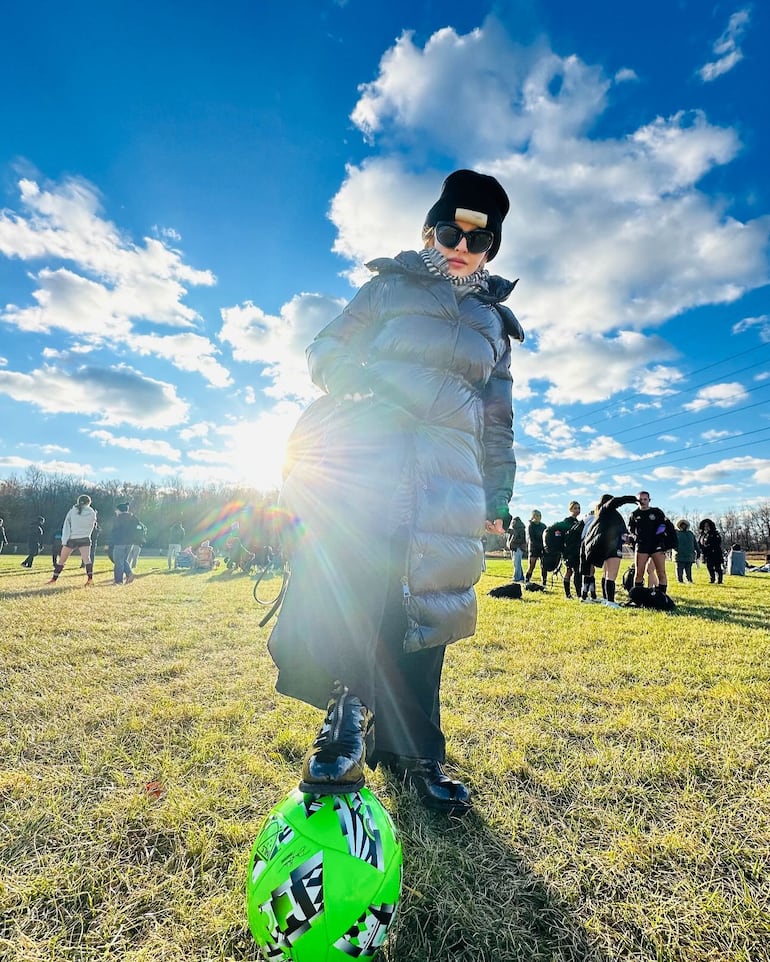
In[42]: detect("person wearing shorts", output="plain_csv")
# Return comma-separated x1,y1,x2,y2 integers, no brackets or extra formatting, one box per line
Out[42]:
629,490,670,595
47,495,98,587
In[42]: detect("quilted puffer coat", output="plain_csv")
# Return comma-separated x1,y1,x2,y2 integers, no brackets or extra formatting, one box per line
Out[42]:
268,251,523,709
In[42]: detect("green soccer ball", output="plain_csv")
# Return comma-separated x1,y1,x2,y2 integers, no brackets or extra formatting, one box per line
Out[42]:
246,787,402,961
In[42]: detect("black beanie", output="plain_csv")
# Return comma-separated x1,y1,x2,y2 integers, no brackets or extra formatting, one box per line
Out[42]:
424,169,510,261
116,502,130,512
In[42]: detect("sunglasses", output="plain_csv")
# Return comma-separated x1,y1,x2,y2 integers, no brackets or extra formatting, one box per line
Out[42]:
434,221,494,254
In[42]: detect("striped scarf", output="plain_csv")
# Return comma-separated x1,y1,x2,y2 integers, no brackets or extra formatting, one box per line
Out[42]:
420,247,489,294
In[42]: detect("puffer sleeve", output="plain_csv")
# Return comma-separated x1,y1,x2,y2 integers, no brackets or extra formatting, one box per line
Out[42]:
481,333,515,526
306,280,379,397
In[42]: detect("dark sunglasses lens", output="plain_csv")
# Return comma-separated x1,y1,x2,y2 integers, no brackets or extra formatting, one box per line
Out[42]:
467,230,493,254
435,223,493,254
435,223,462,247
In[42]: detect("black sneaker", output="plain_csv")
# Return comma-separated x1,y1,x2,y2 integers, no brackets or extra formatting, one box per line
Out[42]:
300,684,372,795
381,755,472,816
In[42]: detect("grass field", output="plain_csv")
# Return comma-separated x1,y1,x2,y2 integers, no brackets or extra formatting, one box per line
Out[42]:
1,552,769,962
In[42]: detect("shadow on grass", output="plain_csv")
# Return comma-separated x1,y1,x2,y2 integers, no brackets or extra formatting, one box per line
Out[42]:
375,781,608,962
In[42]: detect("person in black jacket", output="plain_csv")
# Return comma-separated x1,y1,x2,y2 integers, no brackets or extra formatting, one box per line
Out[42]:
628,490,672,595
524,510,547,585
21,517,45,568
110,502,144,585
561,501,584,599
0,517,7,554
698,518,724,583
580,494,637,605
267,169,523,815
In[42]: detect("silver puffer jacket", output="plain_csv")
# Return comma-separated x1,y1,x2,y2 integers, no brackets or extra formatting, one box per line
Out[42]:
268,251,523,705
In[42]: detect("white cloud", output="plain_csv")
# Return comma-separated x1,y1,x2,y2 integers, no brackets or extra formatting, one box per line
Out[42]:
514,332,679,405
333,17,769,376
698,9,750,82
682,381,748,412
0,175,217,369
89,429,181,461
732,314,770,342
126,332,232,388
0,454,95,476
219,292,343,400
0,363,189,428
520,406,641,464
652,455,769,486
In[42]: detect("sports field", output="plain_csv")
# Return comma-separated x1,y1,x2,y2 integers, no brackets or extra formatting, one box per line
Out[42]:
1,554,768,961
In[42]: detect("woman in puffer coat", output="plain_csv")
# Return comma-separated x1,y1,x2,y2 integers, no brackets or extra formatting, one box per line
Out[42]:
268,170,523,815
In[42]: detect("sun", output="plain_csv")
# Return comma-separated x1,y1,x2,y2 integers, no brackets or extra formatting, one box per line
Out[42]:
224,404,305,492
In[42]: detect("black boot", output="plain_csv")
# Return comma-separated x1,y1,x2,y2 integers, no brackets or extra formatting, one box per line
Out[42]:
382,755,471,816
300,684,372,795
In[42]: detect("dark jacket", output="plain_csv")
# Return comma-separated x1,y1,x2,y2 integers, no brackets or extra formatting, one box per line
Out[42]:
583,495,637,566
269,251,523,707
675,529,698,564
111,511,144,546
629,505,669,553
698,529,724,566
506,517,526,552
27,521,44,552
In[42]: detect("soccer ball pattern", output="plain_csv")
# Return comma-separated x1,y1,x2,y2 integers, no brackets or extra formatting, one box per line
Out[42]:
247,788,402,961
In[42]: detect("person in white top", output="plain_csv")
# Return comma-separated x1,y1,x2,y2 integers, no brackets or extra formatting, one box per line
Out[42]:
47,495,98,587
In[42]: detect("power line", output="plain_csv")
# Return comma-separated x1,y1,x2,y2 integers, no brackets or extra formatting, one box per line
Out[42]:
611,387,770,441
595,425,770,474
558,340,770,429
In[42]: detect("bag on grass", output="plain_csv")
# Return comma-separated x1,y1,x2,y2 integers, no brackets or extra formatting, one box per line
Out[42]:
621,565,635,593
626,586,676,611
489,582,522,599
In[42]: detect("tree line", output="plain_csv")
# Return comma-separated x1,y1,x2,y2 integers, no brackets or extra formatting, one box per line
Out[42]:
2,467,768,554
0,468,283,552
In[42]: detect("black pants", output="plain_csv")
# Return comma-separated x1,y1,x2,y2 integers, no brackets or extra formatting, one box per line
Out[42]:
706,560,723,583
676,562,693,582
368,564,447,765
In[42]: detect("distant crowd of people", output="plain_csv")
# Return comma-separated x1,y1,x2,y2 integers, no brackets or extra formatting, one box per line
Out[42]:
5,500,272,587
504,491,755,608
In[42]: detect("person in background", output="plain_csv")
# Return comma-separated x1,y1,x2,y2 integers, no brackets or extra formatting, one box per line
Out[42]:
506,515,526,583
582,493,637,606
629,491,671,596
0,517,7,554
267,169,523,816
560,500,584,599
525,510,546,585
674,519,698,583
21,517,45,568
168,519,185,570
698,518,724,584
47,495,98,587
51,531,63,568
111,502,143,585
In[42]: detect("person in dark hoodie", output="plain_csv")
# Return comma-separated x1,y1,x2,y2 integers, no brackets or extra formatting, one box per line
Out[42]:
267,170,524,815
698,518,724,584
580,493,638,606
21,517,45,568
110,502,144,585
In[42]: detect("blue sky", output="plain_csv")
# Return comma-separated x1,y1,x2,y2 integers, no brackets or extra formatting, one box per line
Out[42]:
1,0,768,523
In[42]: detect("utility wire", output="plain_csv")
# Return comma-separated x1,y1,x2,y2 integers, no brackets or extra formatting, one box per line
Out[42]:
611,387,770,441
557,340,770,428
594,425,770,473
